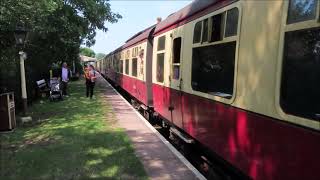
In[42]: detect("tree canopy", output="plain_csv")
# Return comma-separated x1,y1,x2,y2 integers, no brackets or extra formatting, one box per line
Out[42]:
0,0,121,105
95,53,106,60
0,0,122,46
80,47,95,58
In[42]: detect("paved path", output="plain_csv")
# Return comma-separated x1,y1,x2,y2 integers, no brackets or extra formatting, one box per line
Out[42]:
96,75,205,180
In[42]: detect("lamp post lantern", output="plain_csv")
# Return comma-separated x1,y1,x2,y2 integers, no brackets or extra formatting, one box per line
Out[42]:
14,23,28,116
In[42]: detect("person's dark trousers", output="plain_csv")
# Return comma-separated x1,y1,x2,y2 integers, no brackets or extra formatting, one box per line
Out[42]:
86,79,90,97
89,82,95,99
86,81,95,98
61,81,68,95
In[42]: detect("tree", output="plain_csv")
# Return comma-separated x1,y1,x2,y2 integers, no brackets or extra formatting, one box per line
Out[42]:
0,0,121,105
95,53,106,60
80,47,95,57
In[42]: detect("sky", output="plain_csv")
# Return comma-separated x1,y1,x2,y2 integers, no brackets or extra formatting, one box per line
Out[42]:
90,0,192,55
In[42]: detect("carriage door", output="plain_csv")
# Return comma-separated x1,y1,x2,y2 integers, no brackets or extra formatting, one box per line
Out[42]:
169,31,184,129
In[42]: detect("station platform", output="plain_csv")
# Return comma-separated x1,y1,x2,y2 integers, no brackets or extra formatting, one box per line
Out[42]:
96,75,205,180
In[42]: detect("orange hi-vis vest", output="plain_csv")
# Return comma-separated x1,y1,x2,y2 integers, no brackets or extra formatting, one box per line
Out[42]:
84,68,90,80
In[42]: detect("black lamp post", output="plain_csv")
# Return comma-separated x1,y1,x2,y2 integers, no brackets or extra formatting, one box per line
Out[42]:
14,23,28,116
14,23,28,49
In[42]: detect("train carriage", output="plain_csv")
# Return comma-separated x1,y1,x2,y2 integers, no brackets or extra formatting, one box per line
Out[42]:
107,26,156,107
151,0,320,179
103,0,320,179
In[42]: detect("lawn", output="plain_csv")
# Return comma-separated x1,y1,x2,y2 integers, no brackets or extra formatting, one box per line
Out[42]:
0,80,148,180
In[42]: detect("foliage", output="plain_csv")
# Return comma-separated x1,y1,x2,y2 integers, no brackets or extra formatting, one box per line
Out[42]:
80,47,96,58
0,0,121,107
0,81,147,179
96,53,106,60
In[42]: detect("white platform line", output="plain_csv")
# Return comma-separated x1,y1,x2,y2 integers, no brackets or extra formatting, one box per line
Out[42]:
98,75,206,180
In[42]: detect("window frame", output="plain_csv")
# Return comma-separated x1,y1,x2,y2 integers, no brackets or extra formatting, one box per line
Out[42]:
172,37,182,80
193,21,203,44
275,0,320,130
190,3,241,104
157,35,166,51
284,0,320,32
156,35,166,84
132,58,138,77
210,12,225,43
201,18,209,43
126,50,130,59
119,59,123,74
225,7,240,38
193,8,240,47
125,59,130,75
287,0,319,25
132,47,138,57
156,53,165,83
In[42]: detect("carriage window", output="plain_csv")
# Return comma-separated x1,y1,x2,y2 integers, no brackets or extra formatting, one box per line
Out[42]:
158,36,166,51
132,47,138,57
117,58,120,72
280,27,320,120
133,48,136,57
126,50,130,59
132,58,137,77
210,13,224,42
173,38,181,64
157,53,165,83
173,37,182,79
287,0,317,24
202,19,209,42
193,21,202,43
191,41,236,98
114,56,118,72
125,59,129,75
120,60,123,73
114,59,116,69
225,8,239,37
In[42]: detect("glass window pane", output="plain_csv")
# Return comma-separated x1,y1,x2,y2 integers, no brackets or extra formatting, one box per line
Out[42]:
125,59,129,75
193,21,202,43
225,8,239,37
120,60,123,73
191,41,236,98
116,59,119,72
173,65,180,80
126,50,130,59
118,60,120,72
202,19,209,42
210,13,224,42
287,0,317,24
280,27,320,120
158,36,166,51
132,58,137,77
173,37,182,64
157,53,165,82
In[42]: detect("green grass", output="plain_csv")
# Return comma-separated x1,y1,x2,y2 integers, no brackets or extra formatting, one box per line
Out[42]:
0,80,148,180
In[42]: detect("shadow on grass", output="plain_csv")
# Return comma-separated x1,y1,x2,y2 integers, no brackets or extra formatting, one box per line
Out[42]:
0,80,147,180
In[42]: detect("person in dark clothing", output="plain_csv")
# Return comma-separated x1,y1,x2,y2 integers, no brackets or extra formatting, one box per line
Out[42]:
85,65,96,99
84,65,91,97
